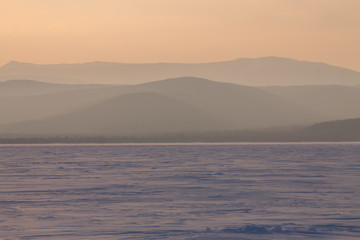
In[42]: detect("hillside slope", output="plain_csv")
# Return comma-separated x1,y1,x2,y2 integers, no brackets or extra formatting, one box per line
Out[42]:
303,118,360,141
263,85,360,121
0,79,109,97
0,92,231,135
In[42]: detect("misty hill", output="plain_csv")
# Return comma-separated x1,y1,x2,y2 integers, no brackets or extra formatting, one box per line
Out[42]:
130,77,319,128
1,57,360,86
0,77,319,130
0,92,231,135
1,76,359,140
0,85,125,125
262,85,360,121
0,79,111,97
302,118,360,141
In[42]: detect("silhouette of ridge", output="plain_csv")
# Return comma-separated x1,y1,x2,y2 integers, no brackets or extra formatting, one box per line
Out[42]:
1,57,359,85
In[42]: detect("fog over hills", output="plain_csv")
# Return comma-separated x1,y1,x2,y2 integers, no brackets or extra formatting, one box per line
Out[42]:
0,92,231,135
302,118,360,141
1,57,360,86
0,76,359,138
0,84,125,125
131,77,318,128
0,77,319,134
262,85,360,121
0,79,110,97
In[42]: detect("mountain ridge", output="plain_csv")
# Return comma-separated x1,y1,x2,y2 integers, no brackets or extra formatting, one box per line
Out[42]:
1,57,359,86
3,56,358,70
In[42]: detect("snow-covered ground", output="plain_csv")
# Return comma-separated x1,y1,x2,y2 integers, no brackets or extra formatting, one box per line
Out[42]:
0,143,359,239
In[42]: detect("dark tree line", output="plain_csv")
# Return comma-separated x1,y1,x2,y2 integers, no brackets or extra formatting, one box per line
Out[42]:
1,127,360,144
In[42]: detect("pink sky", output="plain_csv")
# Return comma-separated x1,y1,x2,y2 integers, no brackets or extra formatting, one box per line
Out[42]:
1,0,359,70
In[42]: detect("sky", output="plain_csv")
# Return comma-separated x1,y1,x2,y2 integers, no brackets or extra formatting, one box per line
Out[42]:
1,0,360,71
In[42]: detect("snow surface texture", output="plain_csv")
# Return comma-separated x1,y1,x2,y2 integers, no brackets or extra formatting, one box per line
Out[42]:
0,143,359,239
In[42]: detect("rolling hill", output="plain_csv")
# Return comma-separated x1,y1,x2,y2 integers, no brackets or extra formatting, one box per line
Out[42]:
0,79,110,97
0,92,231,135
130,77,319,129
1,76,359,140
302,118,360,141
0,85,125,125
262,85,360,121
0,77,319,130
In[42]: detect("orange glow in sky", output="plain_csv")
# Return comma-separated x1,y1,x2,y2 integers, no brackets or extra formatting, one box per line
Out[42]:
1,0,359,70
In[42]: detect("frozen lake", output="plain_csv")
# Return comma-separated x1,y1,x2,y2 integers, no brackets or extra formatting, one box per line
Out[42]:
0,143,359,239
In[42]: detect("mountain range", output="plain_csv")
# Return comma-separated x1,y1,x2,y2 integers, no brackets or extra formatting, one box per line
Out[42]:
0,76,360,139
0,77,317,134
1,56,360,86
1,55,359,141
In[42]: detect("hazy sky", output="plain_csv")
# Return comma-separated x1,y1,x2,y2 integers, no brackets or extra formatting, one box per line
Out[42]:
1,0,359,70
